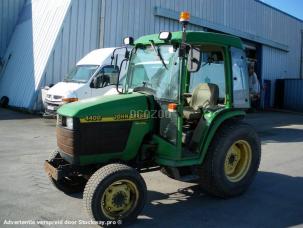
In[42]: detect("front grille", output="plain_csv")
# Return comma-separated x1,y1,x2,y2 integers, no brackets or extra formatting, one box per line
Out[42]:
54,95,62,100
45,101,60,106
56,121,132,160
56,127,79,156
78,122,132,155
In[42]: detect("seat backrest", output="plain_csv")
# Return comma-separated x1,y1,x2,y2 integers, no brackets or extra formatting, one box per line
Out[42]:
190,83,219,110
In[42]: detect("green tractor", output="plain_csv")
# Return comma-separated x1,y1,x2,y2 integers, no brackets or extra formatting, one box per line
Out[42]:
45,11,261,225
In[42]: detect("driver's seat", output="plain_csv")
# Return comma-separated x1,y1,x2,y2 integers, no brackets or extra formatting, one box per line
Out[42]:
183,83,219,120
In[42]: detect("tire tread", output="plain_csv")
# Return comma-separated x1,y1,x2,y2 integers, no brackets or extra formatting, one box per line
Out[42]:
83,163,146,224
198,120,261,198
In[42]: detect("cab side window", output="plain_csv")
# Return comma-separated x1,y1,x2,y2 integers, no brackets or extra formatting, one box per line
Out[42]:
189,47,226,102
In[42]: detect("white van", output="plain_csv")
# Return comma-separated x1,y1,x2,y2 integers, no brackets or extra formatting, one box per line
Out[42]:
42,47,127,115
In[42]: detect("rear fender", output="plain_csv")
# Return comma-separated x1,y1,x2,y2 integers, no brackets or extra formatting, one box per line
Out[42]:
198,109,245,164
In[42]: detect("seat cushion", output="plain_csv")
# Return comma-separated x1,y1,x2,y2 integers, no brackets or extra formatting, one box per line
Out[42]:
190,83,219,110
183,106,201,120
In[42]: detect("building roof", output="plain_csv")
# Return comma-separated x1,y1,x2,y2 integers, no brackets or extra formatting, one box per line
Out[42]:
135,31,243,49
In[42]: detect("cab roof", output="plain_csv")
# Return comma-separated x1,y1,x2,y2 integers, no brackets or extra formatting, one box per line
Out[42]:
135,31,243,49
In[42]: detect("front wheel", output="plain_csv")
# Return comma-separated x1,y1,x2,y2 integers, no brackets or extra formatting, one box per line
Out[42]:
198,121,261,198
83,164,147,225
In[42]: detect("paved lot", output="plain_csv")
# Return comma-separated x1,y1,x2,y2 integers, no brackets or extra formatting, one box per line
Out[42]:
0,108,302,227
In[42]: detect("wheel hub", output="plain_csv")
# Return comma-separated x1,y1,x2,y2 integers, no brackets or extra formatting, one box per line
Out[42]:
224,140,252,182
104,184,130,212
101,180,139,219
112,191,127,208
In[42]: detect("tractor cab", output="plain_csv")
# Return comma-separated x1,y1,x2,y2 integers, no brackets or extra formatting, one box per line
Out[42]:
117,18,250,167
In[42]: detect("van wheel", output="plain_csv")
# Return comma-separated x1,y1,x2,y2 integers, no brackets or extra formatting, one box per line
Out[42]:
0,96,9,108
198,121,261,198
48,151,86,194
83,164,147,225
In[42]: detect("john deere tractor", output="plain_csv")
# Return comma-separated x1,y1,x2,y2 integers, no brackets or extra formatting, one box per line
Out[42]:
45,11,261,225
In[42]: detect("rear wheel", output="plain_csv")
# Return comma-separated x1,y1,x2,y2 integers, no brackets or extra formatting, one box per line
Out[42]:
198,121,261,198
47,151,86,194
83,163,147,225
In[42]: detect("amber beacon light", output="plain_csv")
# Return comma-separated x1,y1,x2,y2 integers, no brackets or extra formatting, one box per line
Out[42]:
179,11,190,23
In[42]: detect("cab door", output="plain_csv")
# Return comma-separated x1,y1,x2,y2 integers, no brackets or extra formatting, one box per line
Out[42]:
231,47,250,108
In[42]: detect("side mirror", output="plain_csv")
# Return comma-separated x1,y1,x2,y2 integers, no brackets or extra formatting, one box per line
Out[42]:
187,47,201,72
123,37,134,46
90,77,99,88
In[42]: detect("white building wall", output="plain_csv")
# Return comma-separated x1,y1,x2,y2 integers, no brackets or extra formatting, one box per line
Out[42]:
0,0,102,110
0,0,71,109
36,0,101,109
0,0,25,57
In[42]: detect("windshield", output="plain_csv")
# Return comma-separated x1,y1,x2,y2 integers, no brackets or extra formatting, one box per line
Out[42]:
126,45,179,101
64,65,98,83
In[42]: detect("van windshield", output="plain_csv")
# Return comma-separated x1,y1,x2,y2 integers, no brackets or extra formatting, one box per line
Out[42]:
64,65,98,83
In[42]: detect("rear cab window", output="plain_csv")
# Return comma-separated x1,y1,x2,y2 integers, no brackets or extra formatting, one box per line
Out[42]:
189,46,226,103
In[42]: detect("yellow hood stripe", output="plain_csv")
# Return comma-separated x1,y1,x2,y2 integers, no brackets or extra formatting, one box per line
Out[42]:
80,115,148,123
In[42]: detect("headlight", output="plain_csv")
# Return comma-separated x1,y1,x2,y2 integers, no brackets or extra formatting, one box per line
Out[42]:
66,117,74,129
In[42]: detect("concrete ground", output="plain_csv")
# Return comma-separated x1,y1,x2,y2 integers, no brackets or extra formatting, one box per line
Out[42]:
0,108,302,227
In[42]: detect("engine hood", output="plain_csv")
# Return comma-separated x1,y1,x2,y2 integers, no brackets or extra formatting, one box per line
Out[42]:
57,92,152,120
47,82,85,97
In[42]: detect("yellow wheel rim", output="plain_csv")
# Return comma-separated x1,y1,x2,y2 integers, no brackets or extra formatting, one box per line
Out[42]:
224,140,252,182
101,179,139,220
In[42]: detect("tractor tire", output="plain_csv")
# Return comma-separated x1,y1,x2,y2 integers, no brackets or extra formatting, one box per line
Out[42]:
83,163,147,226
198,121,261,198
47,151,86,194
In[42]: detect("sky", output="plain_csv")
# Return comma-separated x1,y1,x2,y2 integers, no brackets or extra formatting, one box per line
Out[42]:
261,0,303,20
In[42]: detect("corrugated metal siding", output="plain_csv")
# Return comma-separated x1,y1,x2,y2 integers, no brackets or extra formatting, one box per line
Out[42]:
301,28,303,79
102,0,302,108
36,0,101,110
0,0,25,56
102,0,207,48
283,79,303,112
262,45,288,105
0,0,71,109
102,0,302,49
0,0,302,109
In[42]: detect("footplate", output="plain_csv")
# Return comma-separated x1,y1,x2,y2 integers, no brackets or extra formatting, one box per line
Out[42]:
44,160,72,181
44,161,59,180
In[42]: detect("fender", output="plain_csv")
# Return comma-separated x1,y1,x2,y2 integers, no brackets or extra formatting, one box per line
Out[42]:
198,109,246,164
